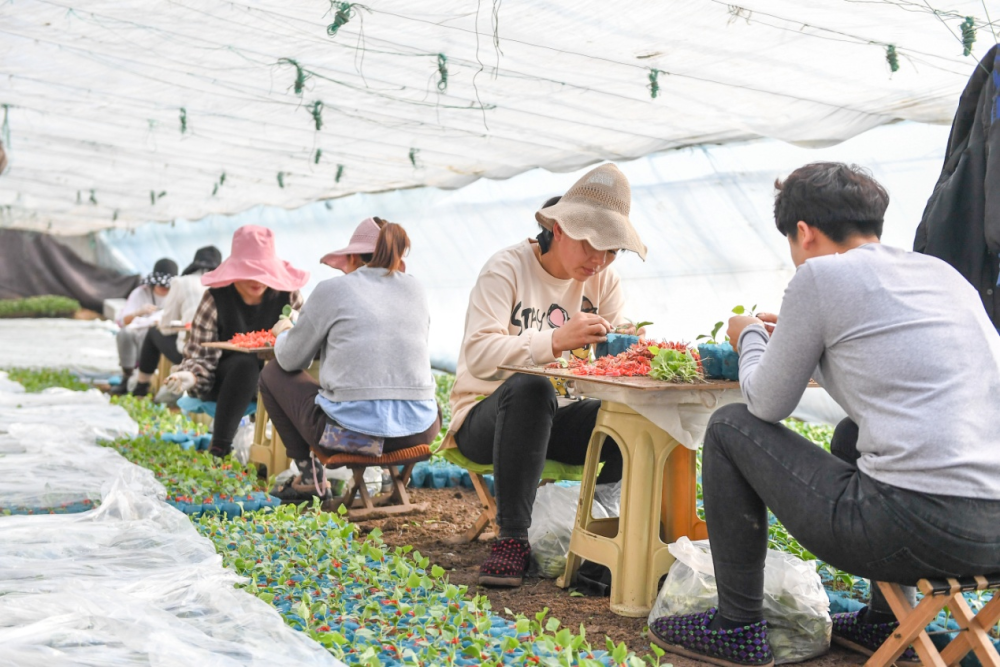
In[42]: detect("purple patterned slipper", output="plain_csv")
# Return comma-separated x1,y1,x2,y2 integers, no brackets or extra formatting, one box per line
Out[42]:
649,607,774,667
478,538,531,587
832,608,920,666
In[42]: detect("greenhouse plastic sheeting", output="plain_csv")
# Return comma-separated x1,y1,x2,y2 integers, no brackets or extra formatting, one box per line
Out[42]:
0,387,138,440
0,481,345,667
1,1,992,234
0,319,121,377
99,121,952,370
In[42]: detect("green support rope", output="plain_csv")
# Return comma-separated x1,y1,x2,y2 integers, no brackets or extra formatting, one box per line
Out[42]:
278,58,308,95
648,69,661,99
308,100,324,130
335,164,344,182
327,2,354,36
960,16,976,56
437,54,448,91
885,44,899,72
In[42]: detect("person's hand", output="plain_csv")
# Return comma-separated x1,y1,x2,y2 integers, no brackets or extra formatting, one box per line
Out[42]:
164,371,196,394
727,315,764,353
271,317,294,337
139,304,159,316
757,312,778,336
552,313,612,356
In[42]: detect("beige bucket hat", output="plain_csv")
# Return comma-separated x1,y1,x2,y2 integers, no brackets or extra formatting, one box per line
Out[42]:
535,163,647,260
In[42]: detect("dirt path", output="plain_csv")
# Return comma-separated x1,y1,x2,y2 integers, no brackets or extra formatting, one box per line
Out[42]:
361,487,864,666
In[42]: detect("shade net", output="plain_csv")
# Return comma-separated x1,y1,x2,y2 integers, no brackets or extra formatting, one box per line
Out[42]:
0,0,994,234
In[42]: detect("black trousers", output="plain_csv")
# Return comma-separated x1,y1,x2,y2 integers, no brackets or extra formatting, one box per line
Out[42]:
204,354,261,454
702,403,1000,623
137,328,182,374
455,373,622,535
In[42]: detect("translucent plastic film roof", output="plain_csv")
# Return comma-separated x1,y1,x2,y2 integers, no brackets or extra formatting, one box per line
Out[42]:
1,0,995,234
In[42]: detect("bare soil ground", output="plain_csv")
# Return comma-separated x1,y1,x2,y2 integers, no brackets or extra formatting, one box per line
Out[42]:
359,486,863,667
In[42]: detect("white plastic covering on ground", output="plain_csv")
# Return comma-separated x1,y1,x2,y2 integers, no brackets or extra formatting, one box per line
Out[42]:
2,1,987,233
650,537,832,664
0,481,344,667
0,374,345,666
99,121,951,371
0,319,121,378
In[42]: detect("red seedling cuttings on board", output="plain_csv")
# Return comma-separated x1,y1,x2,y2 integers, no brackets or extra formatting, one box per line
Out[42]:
547,341,701,377
228,330,276,348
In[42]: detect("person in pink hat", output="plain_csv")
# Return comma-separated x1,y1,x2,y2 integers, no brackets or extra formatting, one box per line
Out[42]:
259,217,439,502
165,225,309,458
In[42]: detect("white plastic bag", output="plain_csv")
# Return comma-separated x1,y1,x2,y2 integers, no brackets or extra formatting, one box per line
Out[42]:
528,483,618,578
232,416,254,465
649,538,831,664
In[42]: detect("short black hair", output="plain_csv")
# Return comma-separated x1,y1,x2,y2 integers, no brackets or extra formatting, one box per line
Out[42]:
774,162,888,242
536,196,561,253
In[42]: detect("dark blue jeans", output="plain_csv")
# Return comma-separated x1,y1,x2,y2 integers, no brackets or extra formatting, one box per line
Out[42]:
702,403,1000,623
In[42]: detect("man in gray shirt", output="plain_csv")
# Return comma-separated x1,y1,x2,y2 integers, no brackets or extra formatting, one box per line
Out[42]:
649,163,1000,667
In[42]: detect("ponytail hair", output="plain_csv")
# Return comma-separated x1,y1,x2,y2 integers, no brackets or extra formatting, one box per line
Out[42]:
366,216,409,275
536,196,560,254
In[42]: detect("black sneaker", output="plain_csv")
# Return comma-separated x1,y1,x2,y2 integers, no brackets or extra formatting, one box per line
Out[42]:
270,458,332,503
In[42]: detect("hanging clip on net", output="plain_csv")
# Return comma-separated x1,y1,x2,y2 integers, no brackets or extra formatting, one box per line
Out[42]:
1,104,10,148
648,69,660,99
308,101,324,131
960,17,976,56
409,148,419,168
277,172,285,188
437,54,448,91
179,108,187,134
150,191,167,205
335,164,344,183
314,148,323,164
885,44,899,72
278,58,308,95
327,2,354,36
89,190,97,205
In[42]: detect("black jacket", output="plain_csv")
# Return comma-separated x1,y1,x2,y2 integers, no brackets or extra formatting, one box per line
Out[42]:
914,45,1000,330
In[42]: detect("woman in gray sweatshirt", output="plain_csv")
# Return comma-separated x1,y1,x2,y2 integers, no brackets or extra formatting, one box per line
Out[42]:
260,217,440,502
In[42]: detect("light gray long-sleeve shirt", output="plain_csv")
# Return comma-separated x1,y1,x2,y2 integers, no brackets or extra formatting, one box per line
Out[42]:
738,243,1000,500
274,266,435,402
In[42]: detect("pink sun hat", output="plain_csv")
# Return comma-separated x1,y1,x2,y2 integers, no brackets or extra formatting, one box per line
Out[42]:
201,225,309,291
320,217,381,271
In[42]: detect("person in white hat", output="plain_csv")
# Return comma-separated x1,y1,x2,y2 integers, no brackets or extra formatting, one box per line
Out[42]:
260,217,440,502
444,163,647,587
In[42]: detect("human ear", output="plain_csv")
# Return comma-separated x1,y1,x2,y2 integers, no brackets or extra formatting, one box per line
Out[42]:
796,221,813,248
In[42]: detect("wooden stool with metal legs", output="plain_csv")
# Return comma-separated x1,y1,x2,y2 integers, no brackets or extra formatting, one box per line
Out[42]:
313,445,432,520
866,575,1000,667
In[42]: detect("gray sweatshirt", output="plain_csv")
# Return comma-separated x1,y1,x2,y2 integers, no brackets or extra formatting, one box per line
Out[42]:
274,266,435,402
738,243,1000,500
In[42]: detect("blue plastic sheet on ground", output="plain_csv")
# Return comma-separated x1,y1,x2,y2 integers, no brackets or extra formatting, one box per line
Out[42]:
166,491,280,518
160,430,213,451
409,460,494,495
177,395,256,418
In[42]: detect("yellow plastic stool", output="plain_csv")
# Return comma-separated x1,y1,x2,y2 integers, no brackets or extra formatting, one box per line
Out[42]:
249,359,322,479
556,401,707,617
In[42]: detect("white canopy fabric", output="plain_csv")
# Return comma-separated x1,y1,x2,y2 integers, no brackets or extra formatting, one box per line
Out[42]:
98,121,951,371
1,0,995,234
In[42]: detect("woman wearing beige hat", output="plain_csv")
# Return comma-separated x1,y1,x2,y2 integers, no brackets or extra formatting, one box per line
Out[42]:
445,163,647,587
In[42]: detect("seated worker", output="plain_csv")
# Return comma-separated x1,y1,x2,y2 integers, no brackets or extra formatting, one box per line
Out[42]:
109,258,177,395
260,217,440,502
131,245,223,398
447,163,647,587
164,226,307,458
650,163,1000,667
